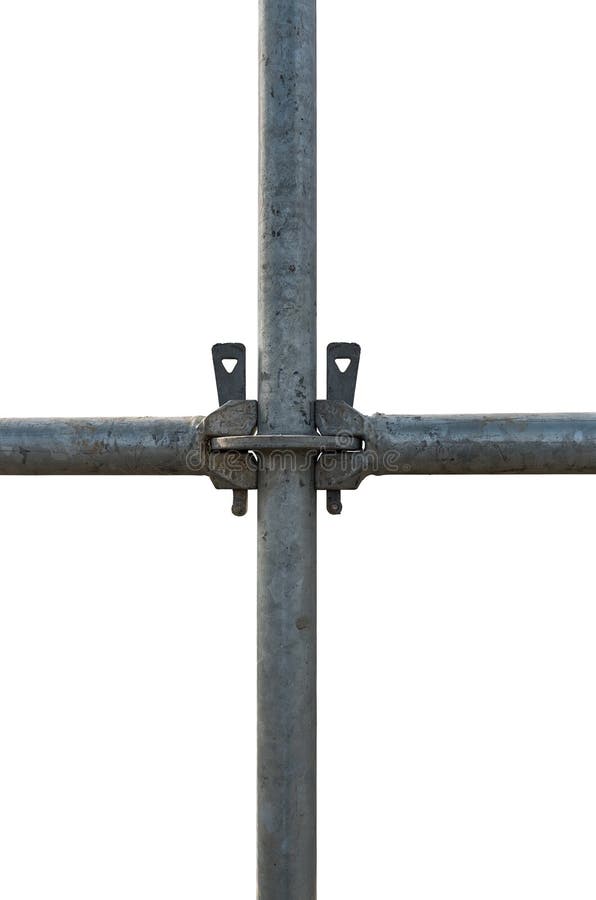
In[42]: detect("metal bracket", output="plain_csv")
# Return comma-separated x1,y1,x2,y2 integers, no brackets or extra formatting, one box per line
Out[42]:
316,401,370,493
209,344,254,516
327,342,360,407
212,343,247,406
195,400,258,511
324,343,361,514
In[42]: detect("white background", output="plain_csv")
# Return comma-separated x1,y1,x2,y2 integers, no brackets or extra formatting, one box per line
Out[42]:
1,1,595,897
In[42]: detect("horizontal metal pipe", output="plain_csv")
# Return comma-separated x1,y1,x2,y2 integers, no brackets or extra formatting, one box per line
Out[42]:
0,418,202,475
316,405,596,489
376,413,596,474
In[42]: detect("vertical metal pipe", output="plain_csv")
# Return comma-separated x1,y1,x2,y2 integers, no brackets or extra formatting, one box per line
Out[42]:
258,0,317,897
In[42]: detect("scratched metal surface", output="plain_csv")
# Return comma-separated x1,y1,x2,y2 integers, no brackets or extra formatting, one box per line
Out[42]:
317,402,596,489
0,418,201,475
257,1,317,897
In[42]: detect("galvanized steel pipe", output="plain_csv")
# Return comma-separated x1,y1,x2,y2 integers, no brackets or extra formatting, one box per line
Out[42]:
374,413,596,474
257,0,317,896
0,418,201,475
316,405,596,489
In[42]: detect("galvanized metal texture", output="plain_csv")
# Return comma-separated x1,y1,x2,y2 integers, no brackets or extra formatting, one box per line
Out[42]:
317,401,596,489
258,0,316,435
0,400,258,491
258,0,317,896
0,417,201,475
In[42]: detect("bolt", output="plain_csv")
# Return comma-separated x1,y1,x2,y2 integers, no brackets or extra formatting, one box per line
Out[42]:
327,490,342,515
